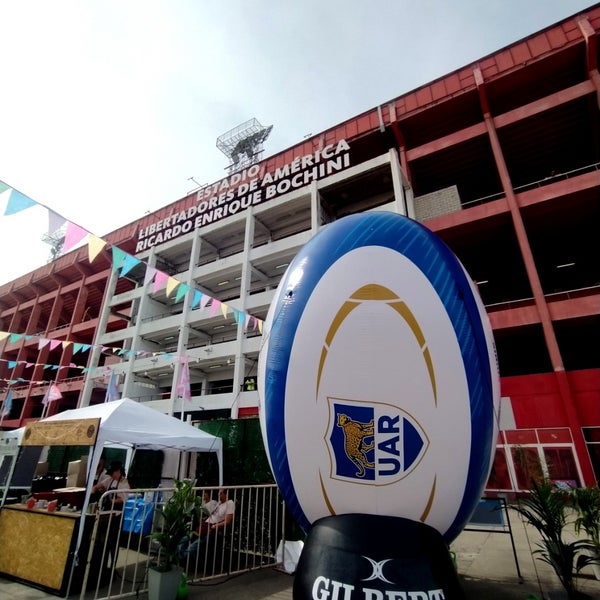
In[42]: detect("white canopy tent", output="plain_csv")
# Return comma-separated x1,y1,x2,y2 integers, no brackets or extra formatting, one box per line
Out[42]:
42,398,223,486
37,398,223,596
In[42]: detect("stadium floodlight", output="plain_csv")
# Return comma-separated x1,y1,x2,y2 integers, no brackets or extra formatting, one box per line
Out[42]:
216,118,273,175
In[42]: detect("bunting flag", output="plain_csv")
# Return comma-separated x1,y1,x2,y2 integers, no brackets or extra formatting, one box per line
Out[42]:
41,383,62,406
88,234,107,263
191,290,202,308
48,210,66,236
62,221,89,252
175,283,190,303
3,188,37,215
166,276,180,297
144,265,157,286
0,180,265,346
1,389,13,417
153,271,169,293
105,370,120,402
121,253,142,277
176,358,192,401
111,246,127,272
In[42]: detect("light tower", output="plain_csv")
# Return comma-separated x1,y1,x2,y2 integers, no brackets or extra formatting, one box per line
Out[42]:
41,224,66,263
216,118,273,175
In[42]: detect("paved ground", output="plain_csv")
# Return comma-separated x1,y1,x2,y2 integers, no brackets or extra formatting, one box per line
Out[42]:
2,509,600,599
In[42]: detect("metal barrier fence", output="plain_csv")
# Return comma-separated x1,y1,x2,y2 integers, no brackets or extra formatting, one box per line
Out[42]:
75,483,285,600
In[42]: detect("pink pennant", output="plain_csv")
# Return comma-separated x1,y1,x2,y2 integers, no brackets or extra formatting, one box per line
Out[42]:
210,299,221,317
63,221,89,252
153,271,169,293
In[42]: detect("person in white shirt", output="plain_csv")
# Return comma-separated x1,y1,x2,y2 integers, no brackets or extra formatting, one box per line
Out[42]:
179,489,235,560
204,489,235,533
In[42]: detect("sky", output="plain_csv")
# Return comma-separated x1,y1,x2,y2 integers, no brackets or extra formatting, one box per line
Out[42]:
0,0,595,285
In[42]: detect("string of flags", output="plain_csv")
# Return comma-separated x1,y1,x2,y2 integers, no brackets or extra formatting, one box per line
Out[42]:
0,179,264,329
0,179,265,401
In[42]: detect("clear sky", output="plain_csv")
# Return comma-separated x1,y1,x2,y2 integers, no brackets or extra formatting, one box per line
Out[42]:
0,0,595,285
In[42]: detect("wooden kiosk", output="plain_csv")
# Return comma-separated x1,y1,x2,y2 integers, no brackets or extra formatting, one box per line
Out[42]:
0,417,101,596
0,398,224,596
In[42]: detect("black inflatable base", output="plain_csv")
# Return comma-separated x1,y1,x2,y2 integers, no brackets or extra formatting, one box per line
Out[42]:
293,514,465,600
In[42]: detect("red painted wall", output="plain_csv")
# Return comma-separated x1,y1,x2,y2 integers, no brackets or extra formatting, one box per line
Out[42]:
501,369,600,429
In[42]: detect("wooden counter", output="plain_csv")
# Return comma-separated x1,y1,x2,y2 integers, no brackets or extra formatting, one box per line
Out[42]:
0,504,96,596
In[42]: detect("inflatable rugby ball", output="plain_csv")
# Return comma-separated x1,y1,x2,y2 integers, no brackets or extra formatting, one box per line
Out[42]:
258,212,499,543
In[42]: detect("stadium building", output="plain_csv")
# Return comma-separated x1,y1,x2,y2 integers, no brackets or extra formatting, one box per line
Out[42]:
1,5,599,492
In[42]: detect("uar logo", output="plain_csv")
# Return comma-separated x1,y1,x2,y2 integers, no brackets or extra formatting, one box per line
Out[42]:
326,399,429,484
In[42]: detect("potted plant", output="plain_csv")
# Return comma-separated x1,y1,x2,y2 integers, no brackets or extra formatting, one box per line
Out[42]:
147,479,202,600
571,486,600,581
511,478,596,599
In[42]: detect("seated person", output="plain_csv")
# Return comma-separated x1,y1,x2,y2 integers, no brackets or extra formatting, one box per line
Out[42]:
179,488,234,560
92,460,130,510
200,490,218,521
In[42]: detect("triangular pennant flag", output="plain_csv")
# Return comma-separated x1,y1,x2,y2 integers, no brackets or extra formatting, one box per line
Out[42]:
120,253,142,277
191,290,202,309
8,360,17,369
62,221,89,252
153,271,169,293
9,333,22,343
4,189,37,215
210,299,221,316
0,181,10,195
258,319,263,333
38,338,51,350
220,303,229,318
175,283,190,303
49,340,62,350
62,341,72,350
42,383,62,405
144,266,157,286
166,277,180,298
48,210,66,236
111,246,127,272
238,312,246,326
0,331,9,341
200,294,210,309
176,358,192,401
88,234,106,263
81,344,91,352
72,343,83,354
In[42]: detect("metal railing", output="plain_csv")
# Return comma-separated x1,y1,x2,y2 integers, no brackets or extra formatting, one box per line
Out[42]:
75,483,286,600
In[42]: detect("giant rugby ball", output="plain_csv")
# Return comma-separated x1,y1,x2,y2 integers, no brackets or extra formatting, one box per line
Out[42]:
258,212,499,543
